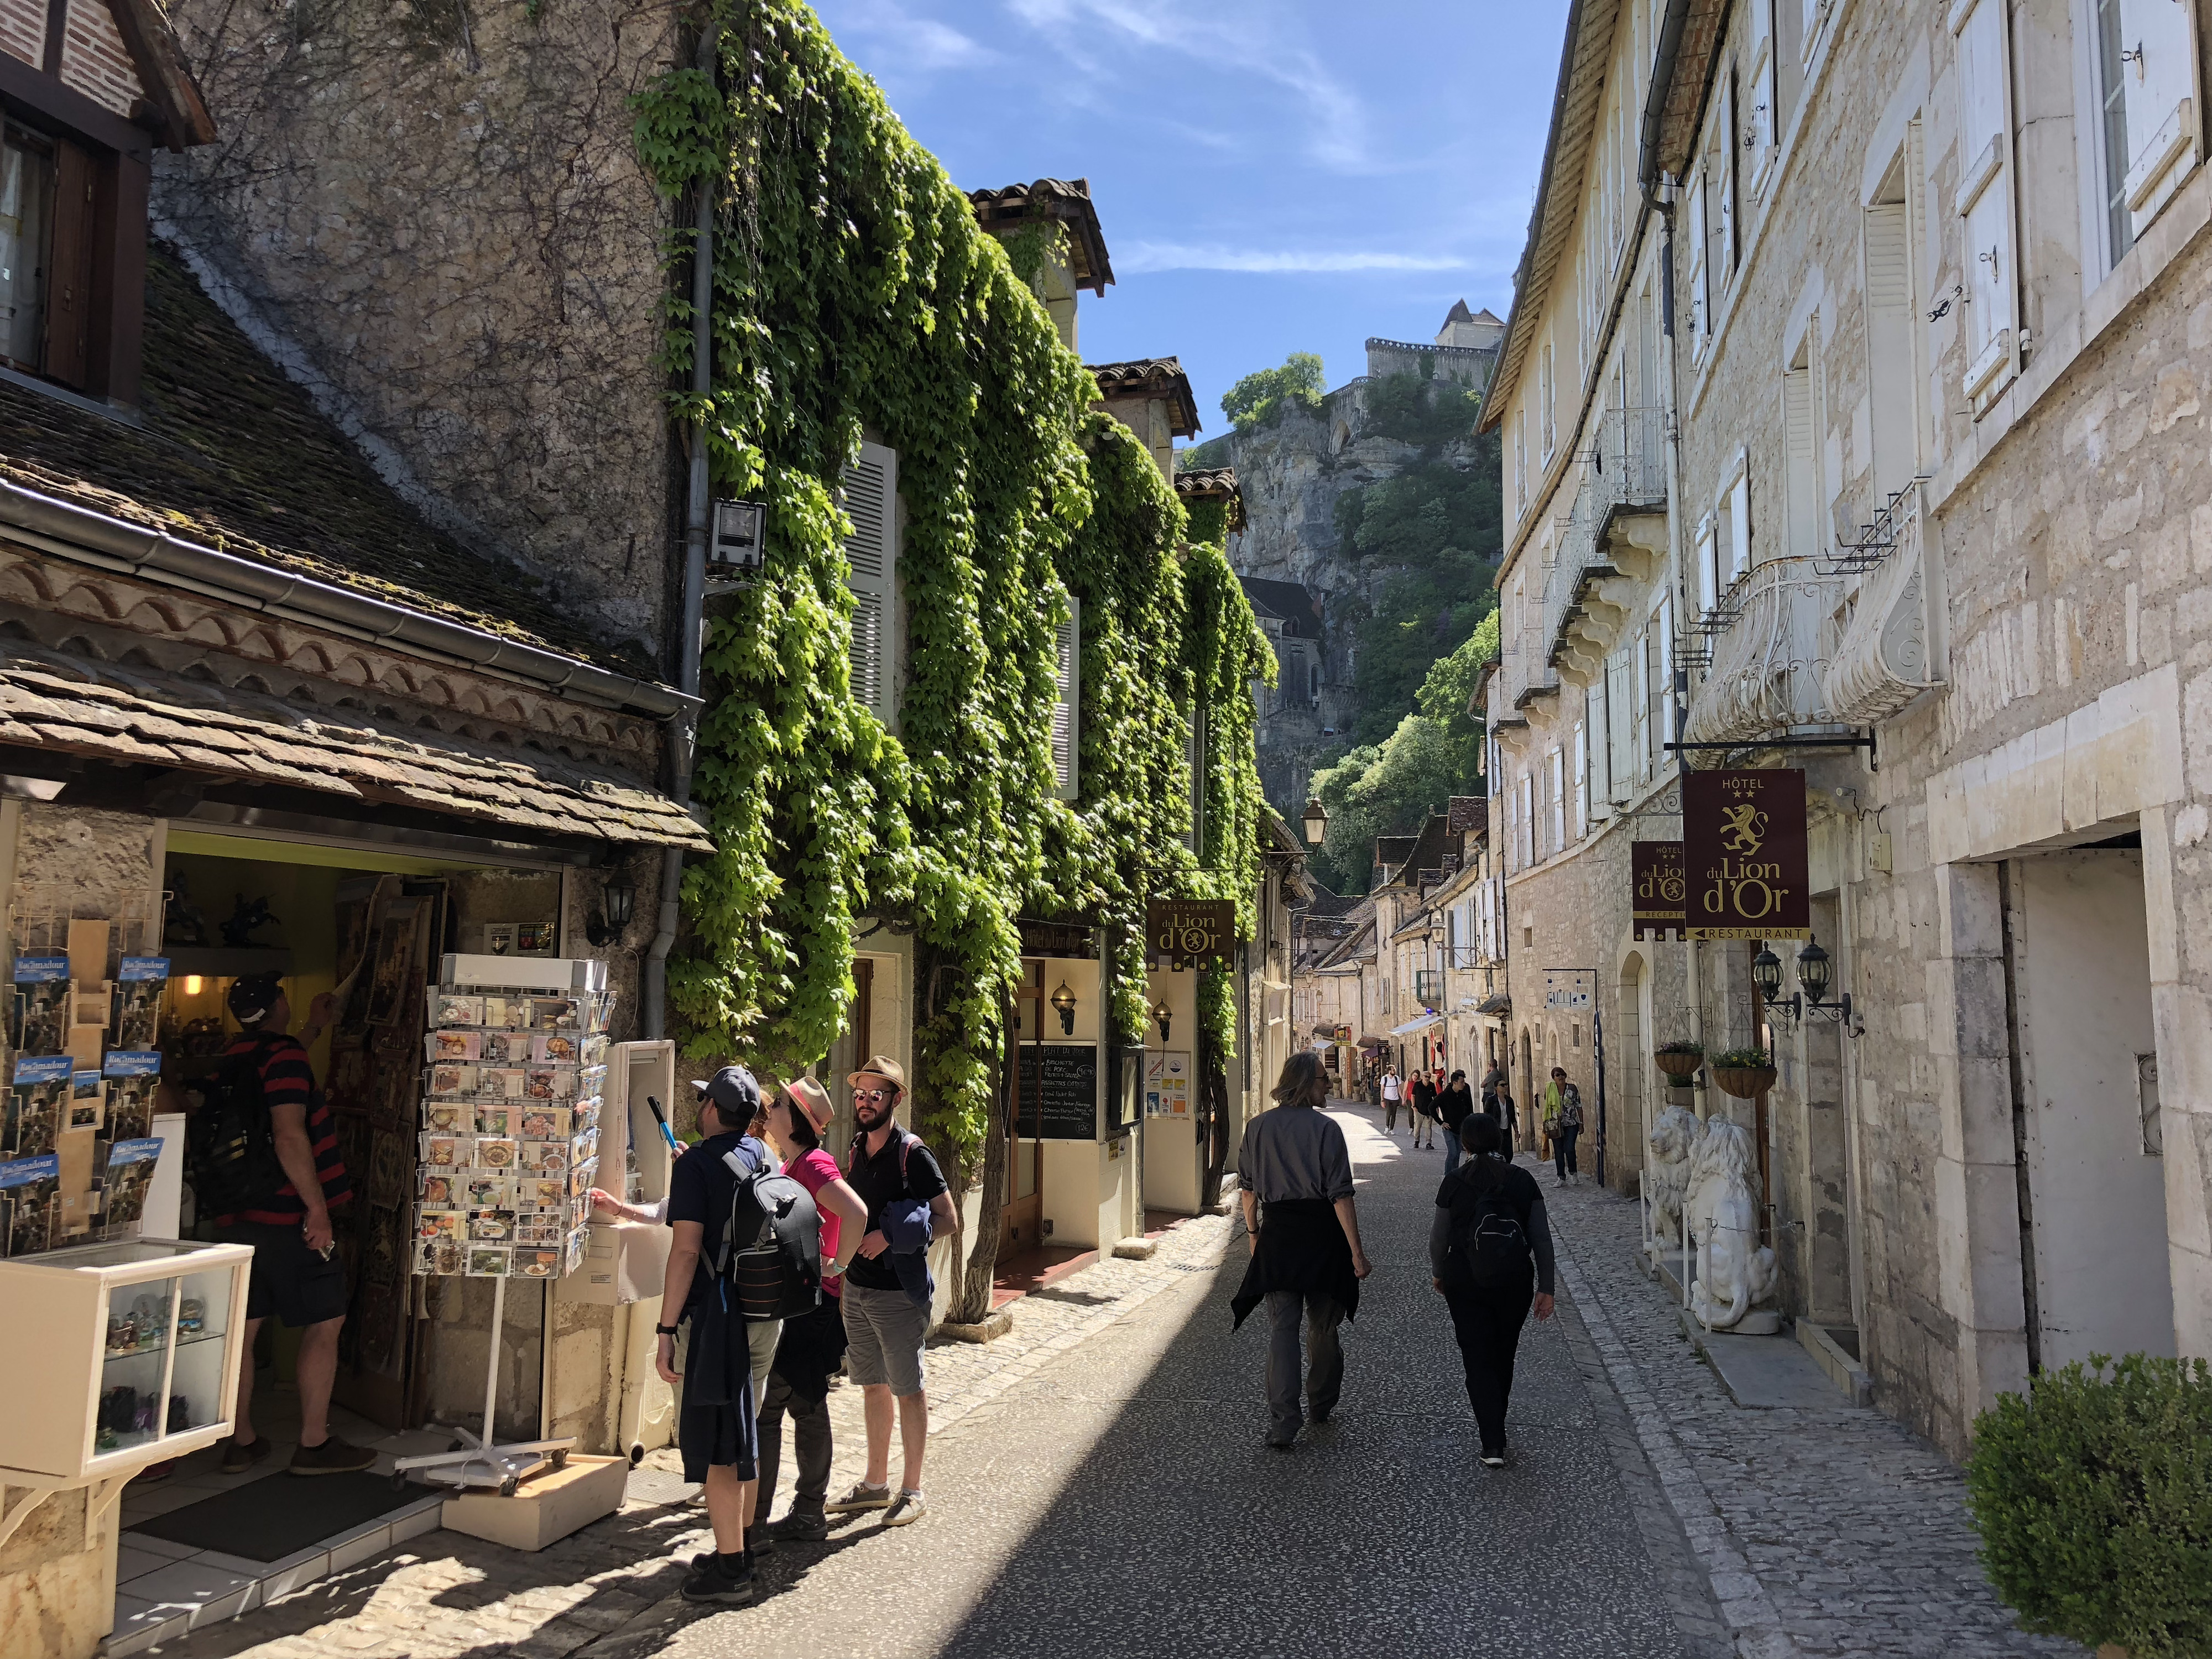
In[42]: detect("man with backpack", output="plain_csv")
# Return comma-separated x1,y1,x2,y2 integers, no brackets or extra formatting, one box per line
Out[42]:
657,1064,815,1606
200,973,374,1478
1380,1067,1402,1131
1431,1114,1556,1465
825,1056,955,1528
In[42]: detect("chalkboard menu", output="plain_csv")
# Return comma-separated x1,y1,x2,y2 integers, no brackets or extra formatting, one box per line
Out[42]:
1003,1044,1099,1141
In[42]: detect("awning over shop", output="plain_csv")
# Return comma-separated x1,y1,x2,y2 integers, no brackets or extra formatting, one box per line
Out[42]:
1357,1033,1385,1050
1475,993,1512,1017
1389,1013,1443,1037
0,651,713,851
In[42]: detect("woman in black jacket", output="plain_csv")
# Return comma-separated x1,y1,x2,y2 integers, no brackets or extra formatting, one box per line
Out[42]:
1430,1115,1554,1464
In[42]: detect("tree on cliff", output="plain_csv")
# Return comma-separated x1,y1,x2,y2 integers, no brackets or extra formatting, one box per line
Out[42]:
1220,353,1327,431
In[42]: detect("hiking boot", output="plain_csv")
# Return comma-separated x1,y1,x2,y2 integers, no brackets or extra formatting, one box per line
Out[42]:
743,1523,776,1558
288,1436,375,1476
680,1555,755,1605
881,1489,926,1527
771,1506,829,1543
220,1435,272,1475
824,1480,892,1515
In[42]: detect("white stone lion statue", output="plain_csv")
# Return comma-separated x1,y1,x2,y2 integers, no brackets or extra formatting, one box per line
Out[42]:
1645,1104,1701,1247
1686,1119,1780,1331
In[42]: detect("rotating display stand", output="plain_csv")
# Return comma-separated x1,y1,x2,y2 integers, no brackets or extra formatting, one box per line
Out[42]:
390,1271,573,1494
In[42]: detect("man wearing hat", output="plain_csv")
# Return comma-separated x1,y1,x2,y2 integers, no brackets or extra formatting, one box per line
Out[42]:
823,1055,954,1528
206,973,375,1477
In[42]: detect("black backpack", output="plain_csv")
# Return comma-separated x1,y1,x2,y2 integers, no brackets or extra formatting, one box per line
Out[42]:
1443,1159,1532,1291
712,1146,823,1321
184,1037,290,1216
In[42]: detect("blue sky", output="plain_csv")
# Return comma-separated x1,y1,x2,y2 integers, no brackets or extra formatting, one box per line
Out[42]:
810,0,1572,439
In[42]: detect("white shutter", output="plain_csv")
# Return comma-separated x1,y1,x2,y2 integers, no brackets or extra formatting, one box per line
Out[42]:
1784,366,1818,556
1952,0,2017,407
1865,204,1916,498
1605,650,1630,800
1729,469,1753,580
2116,0,2200,230
1572,721,1588,837
1051,596,1081,801
1747,0,1779,195
1718,74,1739,276
1632,627,1652,773
841,441,900,728
1696,515,1719,612
1686,169,1709,352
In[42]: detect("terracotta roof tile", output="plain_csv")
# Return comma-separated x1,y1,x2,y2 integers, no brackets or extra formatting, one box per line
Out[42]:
967,178,1114,294
1089,359,1200,438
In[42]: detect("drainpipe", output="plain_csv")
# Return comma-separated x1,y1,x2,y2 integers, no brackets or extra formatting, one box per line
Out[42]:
644,15,720,1042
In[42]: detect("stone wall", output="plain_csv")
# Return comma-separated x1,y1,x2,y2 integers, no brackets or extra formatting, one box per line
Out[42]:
152,0,686,664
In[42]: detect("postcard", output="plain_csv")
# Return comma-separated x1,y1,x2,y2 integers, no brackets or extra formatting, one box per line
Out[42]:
479,995,519,1029
419,1134,468,1170
477,1067,526,1100
522,1138,568,1172
415,1207,466,1241
0,1152,60,1257
478,1030,527,1066
106,1074,156,1141
462,1172,510,1208
531,1032,579,1065
517,1105,569,1141
415,1235,465,1276
100,1050,161,1077
473,1104,515,1139
68,1071,105,1130
473,1136,518,1171
418,1171,457,1207
7,1055,70,1160
433,993,484,1028
427,1029,480,1065
529,997,580,1032
524,1067,576,1102
468,1208,515,1242
421,1102,468,1135
101,1137,163,1232
513,1249,560,1279
465,1246,509,1277
429,1063,477,1099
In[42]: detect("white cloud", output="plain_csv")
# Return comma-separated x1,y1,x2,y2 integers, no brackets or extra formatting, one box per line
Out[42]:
1119,242,1475,274
826,1,997,72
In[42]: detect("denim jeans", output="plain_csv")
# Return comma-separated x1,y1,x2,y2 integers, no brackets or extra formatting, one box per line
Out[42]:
1442,1128,1463,1176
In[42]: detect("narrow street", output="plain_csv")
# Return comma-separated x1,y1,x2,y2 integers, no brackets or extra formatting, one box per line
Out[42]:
140,1105,2072,1659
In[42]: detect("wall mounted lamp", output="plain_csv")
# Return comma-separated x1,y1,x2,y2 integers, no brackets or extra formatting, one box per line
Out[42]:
587,874,637,947
1050,980,1077,1036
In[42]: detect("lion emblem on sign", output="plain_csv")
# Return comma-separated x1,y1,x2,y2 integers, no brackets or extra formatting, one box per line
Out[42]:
1718,804,1768,854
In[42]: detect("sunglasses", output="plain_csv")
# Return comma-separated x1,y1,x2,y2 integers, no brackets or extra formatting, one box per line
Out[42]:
853,1088,892,1104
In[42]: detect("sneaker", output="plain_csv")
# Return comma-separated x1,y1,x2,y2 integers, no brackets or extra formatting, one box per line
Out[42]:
1480,1451,1506,1468
881,1489,926,1526
220,1435,272,1475
680,1556,755,1605
824,1480,893,1515
771,1508,828,1543
288,1436,375,1476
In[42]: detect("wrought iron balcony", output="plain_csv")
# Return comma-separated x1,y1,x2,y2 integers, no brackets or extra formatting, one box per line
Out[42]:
1542,406,1669,688
1823,482,1945,724
1413,969,1445,1008
1682,556,1849,745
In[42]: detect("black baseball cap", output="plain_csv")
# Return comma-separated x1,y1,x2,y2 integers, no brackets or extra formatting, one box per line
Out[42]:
691,1065,761,1126
227,971,285,1026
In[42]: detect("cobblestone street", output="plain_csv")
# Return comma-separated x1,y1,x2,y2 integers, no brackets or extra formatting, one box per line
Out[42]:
134,1107,2077,1659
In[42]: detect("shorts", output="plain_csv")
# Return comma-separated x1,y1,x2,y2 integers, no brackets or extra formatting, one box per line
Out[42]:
218,1222,349,1328
842,1282,928,1397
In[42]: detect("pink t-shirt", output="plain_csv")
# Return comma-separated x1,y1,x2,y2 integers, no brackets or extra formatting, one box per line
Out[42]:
786,1146,846,1295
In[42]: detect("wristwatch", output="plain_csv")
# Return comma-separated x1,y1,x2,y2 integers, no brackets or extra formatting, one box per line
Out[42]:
655,1323,679,1336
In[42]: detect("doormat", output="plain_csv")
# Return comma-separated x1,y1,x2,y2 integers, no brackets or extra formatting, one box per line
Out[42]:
128,1472,430,1562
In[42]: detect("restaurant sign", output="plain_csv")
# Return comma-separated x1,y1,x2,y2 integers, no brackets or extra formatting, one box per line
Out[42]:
1631,841,1686,938
1684,769,1811,940
1145,899,1237,968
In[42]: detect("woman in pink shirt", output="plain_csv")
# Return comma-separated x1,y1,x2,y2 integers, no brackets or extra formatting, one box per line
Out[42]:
749,1078,865,1552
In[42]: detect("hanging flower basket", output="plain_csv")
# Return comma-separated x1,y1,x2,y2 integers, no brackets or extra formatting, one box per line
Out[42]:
1709,1048,1776,1099
1653,1044,1703,1081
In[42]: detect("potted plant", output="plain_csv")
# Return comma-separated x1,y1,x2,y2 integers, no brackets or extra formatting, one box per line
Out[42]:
1709,1047,1777,1099
1653,1040,1703,1082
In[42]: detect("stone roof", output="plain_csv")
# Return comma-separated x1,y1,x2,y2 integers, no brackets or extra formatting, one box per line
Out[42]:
0,247,651,680
1296,881,1361,919
968,178,1114,296
1173,466,1246,533
1447,795,1487,836
1088,359,1200,438
1237,576,1322,639
0,645,711,849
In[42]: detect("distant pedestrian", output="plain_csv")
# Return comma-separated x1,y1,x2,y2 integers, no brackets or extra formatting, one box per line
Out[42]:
1544,1067,1584,1184
1408,1070,1437,1148
1438,1070,1475,1176
1498,1084,1519,1144
1381,1067,1402,1130
1432,1115,1556,1465
826,1056,957,1528
750,1078,867,1552
1480,1063,1506,1121
1230,1052,1373,1450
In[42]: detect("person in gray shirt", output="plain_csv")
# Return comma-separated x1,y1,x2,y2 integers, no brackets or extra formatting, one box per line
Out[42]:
1229,1052,1373,1449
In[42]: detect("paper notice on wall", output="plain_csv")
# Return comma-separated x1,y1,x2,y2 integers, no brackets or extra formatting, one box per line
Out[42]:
1144,1051,1192,1119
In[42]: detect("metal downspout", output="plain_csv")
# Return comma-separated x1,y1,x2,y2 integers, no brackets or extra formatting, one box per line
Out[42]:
644,16,719,1042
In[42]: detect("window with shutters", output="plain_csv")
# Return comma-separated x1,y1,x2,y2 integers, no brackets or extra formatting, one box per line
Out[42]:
1865,182,1923,500
1727,468,1752,581
1686,165,1709,357
1952,0,2019,410
1540,342,1557,460
0,120,103,388
1783,346,1820,557
1632,625,1652,775
1695,514,1720,613
2098,0,2200,251
841,441,901,731
1051,596,1080,801
1746,0,1780,195
1715,73,1740,284
1656,597,1675,751
1548,745,1566,850
1573,720,1589,838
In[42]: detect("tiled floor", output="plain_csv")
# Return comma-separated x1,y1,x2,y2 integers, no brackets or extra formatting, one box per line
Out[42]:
105,1394,449,1657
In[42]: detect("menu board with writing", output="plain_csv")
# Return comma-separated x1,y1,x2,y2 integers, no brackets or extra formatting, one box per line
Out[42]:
1004,1044,1100,1141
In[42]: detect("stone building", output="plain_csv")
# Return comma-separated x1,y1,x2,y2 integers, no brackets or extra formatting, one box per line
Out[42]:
968,178,1113,352
1488,0,2212,1457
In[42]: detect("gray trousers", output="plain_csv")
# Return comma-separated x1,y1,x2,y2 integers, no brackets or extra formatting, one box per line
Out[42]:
1265,1289,1345,1434
755,1369,833,1516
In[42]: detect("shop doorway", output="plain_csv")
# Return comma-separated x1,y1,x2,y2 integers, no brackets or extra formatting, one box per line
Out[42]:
2003,847,2174,1370
1001,960,1046,1255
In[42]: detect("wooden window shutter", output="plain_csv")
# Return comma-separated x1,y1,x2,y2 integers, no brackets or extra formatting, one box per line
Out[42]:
1747,0,1779,195
1783,363,1819,556
1729,469,1753,580
1864,204,1917,498
1685,169,1709,351
2115,0,2199,232
45,138,96,389
841,441,900,729
1051,595,1079,801
1950,0,2018,409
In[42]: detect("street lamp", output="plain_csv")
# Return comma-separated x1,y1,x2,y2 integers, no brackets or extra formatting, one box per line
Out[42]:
1301,796,1329,847
1751,946,1785,1007
1050,981,1077,1036
587,873,638,947
1750,937,1855,1030
1151,998,1172,1044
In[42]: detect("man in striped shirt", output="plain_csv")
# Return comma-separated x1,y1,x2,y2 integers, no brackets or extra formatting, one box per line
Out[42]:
211,972,374,1477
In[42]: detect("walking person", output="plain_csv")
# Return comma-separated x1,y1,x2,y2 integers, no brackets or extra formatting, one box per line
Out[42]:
1380,1066,1402,1131
656,1065,778,1605
750,1078,866,1551
1230,1052,1373,1450
1480,1063,1506,1121
825,1057,956,1528
1438,1070,1476,1176
1408,1068,1437,1149
1432,1115,1555,1465
1545,1067,1584,1184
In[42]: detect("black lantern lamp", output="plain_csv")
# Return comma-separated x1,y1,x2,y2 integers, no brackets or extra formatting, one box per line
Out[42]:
587,873,638,947
1750,937,1855,1030
1151,998,1172,1044
1050,981,1077,1036
1301,796,1329,847
1751,946,1785,1008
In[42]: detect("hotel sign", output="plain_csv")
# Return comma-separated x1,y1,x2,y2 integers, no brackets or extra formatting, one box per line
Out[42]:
1631,841,1686,938
1684,769,1811,940
1145,899,1237,968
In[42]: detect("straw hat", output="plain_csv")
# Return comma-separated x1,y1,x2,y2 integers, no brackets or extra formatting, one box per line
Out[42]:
782,1076,833,1133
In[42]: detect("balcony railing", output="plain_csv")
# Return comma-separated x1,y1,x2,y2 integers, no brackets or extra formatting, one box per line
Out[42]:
1823,482,1944,724
1589,404,1668,523
1541,406,1668,689
1412,970,1445,1008
1682,556,1849,745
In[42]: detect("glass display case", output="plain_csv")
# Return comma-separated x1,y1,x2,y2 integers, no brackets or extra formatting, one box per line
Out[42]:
0,1237,252,1481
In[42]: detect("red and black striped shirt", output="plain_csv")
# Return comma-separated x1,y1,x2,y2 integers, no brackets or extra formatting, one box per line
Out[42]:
212,1032,351,1226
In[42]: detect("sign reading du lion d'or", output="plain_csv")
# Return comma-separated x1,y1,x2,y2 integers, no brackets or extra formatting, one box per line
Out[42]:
1631,841,1686,938
1145,899,1236,968
1684,770,1811,940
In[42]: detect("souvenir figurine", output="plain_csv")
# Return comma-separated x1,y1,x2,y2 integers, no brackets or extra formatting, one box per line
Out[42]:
178,1298,205,1335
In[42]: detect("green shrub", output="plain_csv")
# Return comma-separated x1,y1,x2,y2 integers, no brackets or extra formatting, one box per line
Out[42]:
1709,1047,1771,1070
1965,1353,2212,1656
